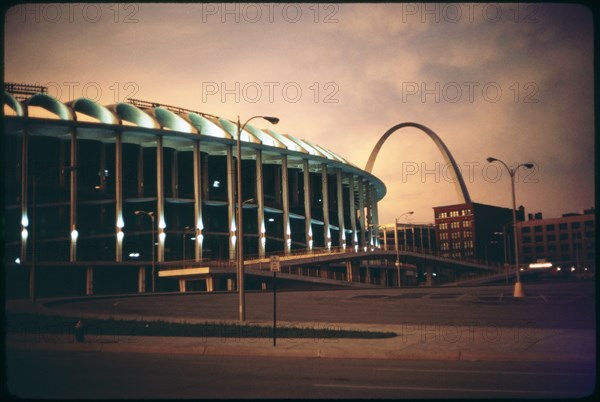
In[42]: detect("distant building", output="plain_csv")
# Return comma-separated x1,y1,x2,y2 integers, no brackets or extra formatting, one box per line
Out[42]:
517,208,595,274
433,202,524,263
378,223,436,253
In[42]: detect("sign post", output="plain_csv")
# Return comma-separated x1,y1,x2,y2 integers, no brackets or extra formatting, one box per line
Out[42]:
270,256,280,347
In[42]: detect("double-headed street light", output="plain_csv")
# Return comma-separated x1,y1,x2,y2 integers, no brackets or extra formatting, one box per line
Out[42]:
237,115,279,321
486,157,534,298
394,211,414,287
134,210,156,293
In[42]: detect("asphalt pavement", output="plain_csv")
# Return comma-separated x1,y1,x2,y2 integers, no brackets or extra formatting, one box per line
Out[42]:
5,281,596,363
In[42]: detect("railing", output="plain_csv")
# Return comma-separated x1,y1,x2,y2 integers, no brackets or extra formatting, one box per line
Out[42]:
160,244,505,272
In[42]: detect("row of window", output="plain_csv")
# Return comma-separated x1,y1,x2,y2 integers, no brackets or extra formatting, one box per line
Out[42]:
523,231,594,243
437,209,471,219
439,240,473,251
438,220,472,230
521,220,594,233
439,231,473,240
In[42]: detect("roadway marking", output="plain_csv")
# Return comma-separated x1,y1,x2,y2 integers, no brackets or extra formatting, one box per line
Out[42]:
312,383,579,396
376,367,594,376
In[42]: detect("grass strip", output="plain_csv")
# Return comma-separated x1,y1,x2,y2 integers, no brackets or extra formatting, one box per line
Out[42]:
6,312,396,339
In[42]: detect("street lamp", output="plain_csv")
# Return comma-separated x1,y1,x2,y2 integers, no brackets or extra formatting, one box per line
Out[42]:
30,165,76,304
394,211,414,287
134,210,156,293
237,115,279,321
486,157,534,297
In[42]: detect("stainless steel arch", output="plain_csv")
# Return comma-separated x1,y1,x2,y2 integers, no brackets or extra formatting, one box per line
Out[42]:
365,122,471,204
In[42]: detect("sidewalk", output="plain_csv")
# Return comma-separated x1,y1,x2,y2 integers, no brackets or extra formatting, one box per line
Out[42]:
5,299,596,362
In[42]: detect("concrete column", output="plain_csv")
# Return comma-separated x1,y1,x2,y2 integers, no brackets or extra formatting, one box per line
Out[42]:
227,278,235,291
115,131,123,262
336,169,345,248
69,129,78,261
346,259,360,282
255,150,266,257
371,185,379,247
227,145,236,260
20,126,28,262
171,150,179,198
321,164,330,249
137,146,144,197
320,264,329,279
381,268,388,287
86,267,93,295
281,156,290,254
347,174,357,249
365,184,373,247
138,267,146,293
193,141,203,261
357,177,366,249
206,277,214,292
156,136,165,262
179,279,186,293
426,265,434,286
303,160,312,251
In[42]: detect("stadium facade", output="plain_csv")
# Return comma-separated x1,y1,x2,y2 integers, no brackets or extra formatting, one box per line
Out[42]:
3,85,386,296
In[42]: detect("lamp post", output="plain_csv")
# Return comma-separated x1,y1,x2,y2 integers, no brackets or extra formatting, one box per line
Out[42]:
394,211,414,287
237,115,279,321
486,157,534,297
134,210,156,292
30,165,77,304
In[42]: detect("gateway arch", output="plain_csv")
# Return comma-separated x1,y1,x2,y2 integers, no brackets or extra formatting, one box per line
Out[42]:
365,122,472,204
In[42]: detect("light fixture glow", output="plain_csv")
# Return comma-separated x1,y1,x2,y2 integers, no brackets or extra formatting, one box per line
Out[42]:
21,216,29,227
21,229,28,240
71,230,79,241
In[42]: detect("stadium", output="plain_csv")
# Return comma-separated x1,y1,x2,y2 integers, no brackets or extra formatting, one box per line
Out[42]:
4,83,386,296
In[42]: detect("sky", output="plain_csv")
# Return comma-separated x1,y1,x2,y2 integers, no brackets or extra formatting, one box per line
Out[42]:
4,3,595,225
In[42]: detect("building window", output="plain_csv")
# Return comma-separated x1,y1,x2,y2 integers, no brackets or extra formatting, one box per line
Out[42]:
560,244,569,251
451,232,460,239
450,222,460,229
522,227,531,233
584,220,593,228
464,240,473,249
523,246,532,254
439,212,447,219
547,234,556,241
462,220,472,228
546,224,555,231
535,235,543,242
463,231,472,238
559,233,569,241
523,236,531,244
572,222,581,229
559,223,568,230
439,223,448,230
534,226,543,232
535,246,544,253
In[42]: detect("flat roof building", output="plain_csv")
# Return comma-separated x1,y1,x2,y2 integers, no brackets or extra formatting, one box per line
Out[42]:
517,209,595,275
433,202,524,264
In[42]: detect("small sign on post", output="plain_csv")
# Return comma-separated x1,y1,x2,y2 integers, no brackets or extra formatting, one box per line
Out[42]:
270,256,281,272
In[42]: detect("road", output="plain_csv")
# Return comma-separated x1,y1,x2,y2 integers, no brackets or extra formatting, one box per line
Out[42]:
50,280,595,329
6,349,595,399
